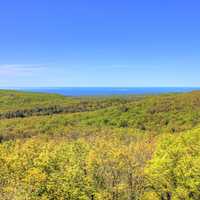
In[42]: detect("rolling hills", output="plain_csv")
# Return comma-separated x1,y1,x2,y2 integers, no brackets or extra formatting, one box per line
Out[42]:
0,90,200,199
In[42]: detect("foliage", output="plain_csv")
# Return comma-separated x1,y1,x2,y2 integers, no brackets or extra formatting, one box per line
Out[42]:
0,135,154,200
0,90,140,119
145,128,200,200
1,90,200,199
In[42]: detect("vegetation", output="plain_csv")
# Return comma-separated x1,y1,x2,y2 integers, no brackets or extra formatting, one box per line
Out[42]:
145,128,200,200
0,90,140,119
0,90,200,199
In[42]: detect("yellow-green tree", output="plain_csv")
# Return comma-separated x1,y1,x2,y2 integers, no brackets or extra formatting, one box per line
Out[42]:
86,136,154,200
145,129,200,200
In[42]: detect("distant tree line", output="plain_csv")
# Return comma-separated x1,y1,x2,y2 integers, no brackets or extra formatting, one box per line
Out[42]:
0,100,130,120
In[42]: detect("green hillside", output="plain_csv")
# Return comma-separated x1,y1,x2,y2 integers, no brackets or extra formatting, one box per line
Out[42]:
0,90,139,119
80,91,200,132
0,90,200,199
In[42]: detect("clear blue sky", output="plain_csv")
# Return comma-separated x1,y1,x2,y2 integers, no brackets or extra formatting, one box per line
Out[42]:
0,0,200,87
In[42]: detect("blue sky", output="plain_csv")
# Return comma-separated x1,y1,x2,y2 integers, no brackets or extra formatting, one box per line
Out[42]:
0,0,200,87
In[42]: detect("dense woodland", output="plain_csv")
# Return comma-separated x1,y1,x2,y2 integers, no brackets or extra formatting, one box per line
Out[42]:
0,90,200,200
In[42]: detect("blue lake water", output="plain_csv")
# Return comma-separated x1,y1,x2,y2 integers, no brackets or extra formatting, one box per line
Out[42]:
12,87,200,96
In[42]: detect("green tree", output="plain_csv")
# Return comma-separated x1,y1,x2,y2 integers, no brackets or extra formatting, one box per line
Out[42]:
145,129,200,200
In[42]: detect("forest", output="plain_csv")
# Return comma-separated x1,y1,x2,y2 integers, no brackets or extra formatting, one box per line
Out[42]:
0,90,200,200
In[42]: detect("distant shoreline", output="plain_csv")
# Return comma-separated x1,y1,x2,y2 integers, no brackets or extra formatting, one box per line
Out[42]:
1,87,200,96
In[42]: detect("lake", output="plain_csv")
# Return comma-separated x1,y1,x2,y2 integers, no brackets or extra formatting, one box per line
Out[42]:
12,87,200,96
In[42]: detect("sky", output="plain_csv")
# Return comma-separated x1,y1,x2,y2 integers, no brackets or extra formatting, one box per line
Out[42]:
0,0,200,87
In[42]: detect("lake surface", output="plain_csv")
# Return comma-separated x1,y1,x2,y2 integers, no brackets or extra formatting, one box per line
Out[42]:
12,87,200,96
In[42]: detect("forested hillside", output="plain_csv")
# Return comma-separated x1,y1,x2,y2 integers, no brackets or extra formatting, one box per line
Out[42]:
0,90,139,119
0,90,200,200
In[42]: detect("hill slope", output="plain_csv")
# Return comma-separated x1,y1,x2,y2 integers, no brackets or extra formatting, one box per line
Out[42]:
0,90,139,119
1,90,200,199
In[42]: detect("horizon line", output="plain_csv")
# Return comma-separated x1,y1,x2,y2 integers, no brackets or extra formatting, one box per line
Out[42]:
1,86,200,89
